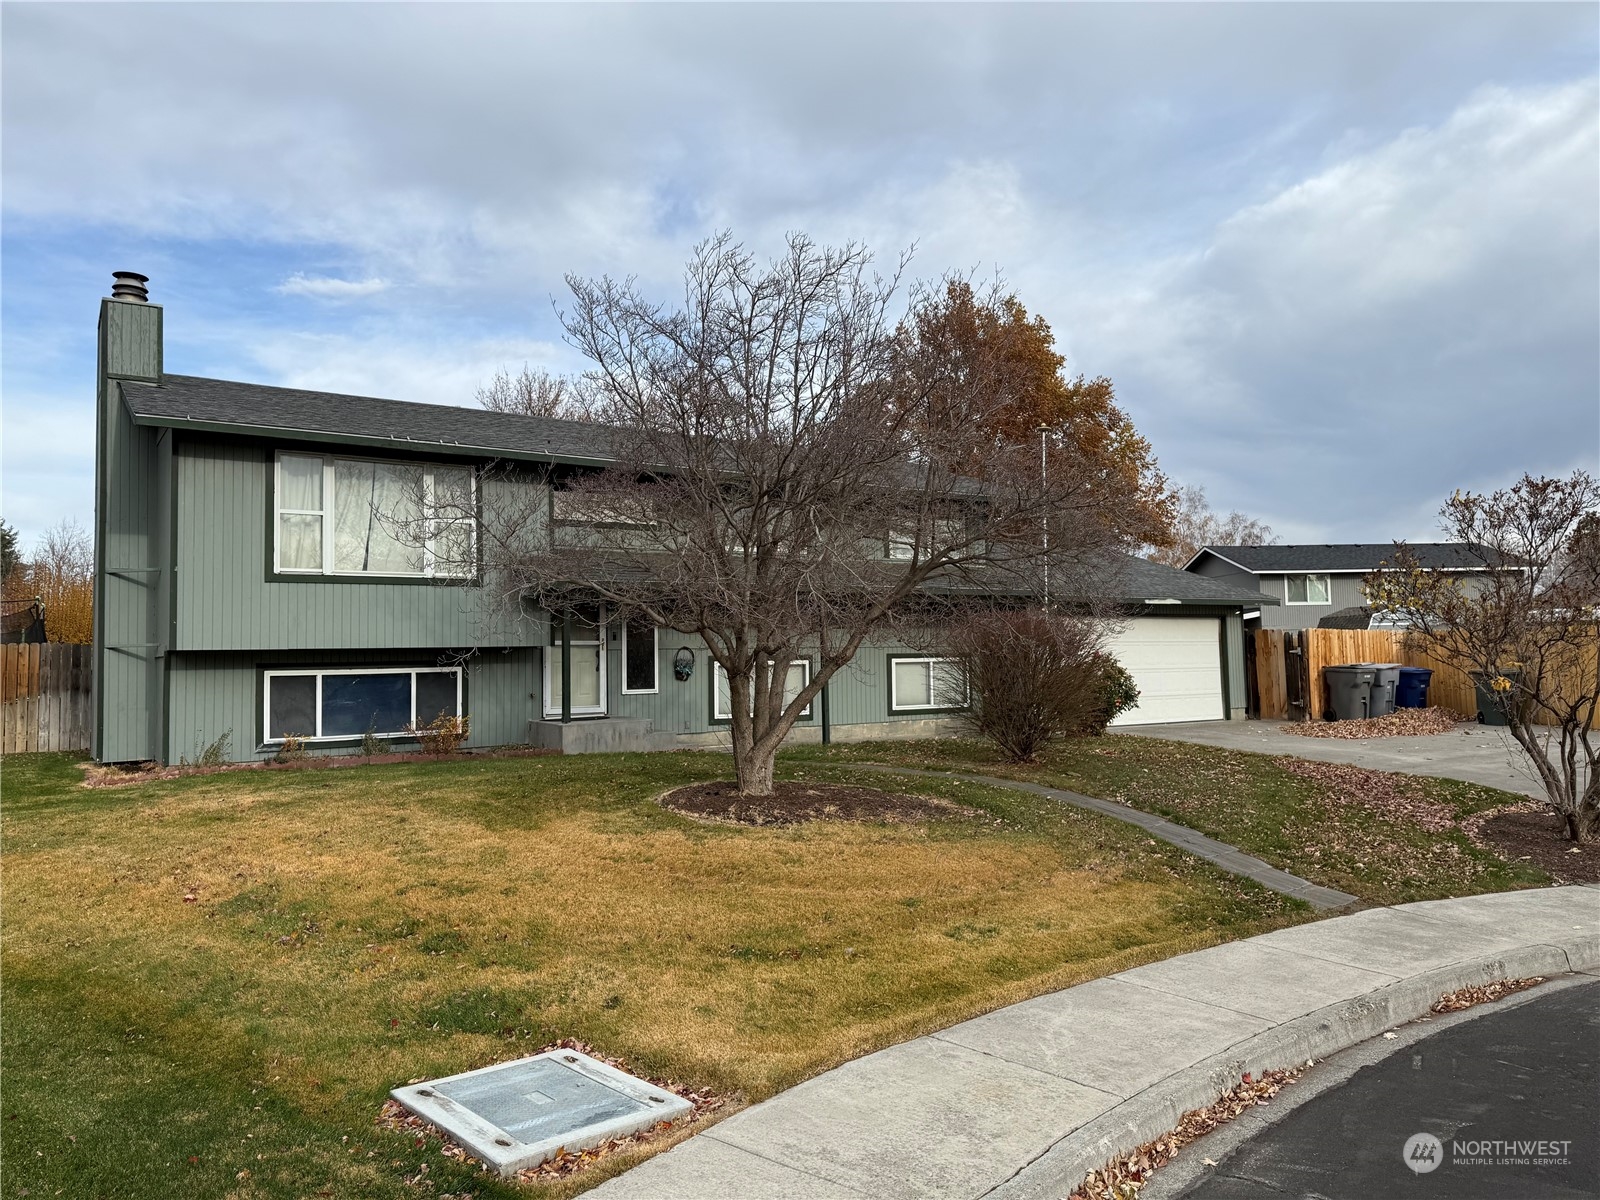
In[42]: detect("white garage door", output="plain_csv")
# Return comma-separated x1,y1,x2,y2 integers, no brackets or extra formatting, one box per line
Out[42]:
1106,617,1224,726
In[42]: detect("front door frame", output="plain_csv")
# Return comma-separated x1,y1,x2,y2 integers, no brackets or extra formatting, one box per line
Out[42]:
542,608,608,719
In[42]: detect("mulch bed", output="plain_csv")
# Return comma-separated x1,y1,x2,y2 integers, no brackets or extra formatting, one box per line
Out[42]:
79,746,559,788
1470,806,1600,883
658,780,982,827
1282,707,1465,740
378,1038,729,1183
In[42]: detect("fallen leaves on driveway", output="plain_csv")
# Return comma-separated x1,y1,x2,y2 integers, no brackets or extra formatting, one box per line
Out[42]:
1276,759,1457,832
1280,707,1466,739
1071,1064,1311,1200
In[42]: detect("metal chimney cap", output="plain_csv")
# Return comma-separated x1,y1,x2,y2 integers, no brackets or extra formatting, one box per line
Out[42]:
111,271,150,302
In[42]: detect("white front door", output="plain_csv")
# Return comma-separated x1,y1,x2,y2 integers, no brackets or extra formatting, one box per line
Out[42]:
1106,617,1225,726
543,606,607,717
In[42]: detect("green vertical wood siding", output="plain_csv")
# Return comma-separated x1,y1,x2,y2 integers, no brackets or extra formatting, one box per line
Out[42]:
173,439,541,651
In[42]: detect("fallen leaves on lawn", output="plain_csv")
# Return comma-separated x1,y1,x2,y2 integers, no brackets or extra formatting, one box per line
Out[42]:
1281,707,1466,740
1070,1064,1311,1200
376,1038,729,1182
1431,977,1545,1013
1276,759,1456,832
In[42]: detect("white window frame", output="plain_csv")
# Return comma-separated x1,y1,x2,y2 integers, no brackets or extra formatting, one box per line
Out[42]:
1285,573,1332,605
712,659,812,721
273,451,477,579
542,609,609,718
261,665,463,744
620,619,659,695
888,655,968,712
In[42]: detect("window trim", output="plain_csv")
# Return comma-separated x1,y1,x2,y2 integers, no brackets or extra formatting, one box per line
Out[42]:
710,658,813,723
271,450,478,580
886,653,969,713
261,665,463,744
1284,573,1332,605
620,619,659,695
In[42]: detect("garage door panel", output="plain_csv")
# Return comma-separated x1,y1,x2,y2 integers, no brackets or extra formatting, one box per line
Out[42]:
1107,617,1224,726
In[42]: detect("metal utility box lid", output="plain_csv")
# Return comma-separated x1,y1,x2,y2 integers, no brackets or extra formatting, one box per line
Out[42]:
391,1049,693,1176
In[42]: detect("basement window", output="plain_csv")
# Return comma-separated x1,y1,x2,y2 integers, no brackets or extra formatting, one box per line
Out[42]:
274,452,476,578
712,659,811,721
263,666,462,742
889,655,968,712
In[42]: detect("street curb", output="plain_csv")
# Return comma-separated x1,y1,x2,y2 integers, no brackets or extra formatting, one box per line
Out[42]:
981,936,1599,1200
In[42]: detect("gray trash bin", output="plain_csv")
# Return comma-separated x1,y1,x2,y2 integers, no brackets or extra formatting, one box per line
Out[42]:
1364,663,1401,717
1323,664,1377,721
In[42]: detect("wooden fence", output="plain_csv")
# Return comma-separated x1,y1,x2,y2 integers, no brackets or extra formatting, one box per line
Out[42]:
1255,628,1481,722
2,644,92,754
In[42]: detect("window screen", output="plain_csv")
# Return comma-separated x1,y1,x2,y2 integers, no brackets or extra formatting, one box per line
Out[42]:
267,674,317,740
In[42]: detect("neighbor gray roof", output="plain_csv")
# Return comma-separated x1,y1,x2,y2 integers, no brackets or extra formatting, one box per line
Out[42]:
122,374,618,465
1110,555,1278,606
1191,543,1508,573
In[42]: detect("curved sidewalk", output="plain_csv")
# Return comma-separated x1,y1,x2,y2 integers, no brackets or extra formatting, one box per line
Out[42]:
850,764,1359,910
590,886,1600,1200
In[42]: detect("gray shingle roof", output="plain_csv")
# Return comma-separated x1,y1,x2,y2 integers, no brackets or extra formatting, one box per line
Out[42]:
1194,543,1507,573
122,374,617,464
1112,555,1279,606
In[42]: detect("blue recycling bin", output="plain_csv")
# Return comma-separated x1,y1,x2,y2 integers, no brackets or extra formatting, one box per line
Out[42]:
1395,667,1433,709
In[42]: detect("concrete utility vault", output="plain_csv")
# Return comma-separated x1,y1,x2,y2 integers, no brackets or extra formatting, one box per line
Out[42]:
392,1049,693,1176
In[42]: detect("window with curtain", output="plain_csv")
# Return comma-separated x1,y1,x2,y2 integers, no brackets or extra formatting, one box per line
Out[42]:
263,667,462,742
275,453,475,577
712,660,811,720
889,656,967,711
1286,574,1331,604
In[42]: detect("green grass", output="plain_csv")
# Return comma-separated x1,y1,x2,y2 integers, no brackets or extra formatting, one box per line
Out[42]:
0,748,1303,1199
789,735,1551,905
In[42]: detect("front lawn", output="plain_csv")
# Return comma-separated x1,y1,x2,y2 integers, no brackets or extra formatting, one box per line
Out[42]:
791,735,1551,904
0,750,1299,1199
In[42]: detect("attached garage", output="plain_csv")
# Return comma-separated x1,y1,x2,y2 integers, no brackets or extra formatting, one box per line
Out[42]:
1107,616,1225,726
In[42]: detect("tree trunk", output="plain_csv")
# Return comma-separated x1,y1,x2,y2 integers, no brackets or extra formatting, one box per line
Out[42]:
733,738,777,797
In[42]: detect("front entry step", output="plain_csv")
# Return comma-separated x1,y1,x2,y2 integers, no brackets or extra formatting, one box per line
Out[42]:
529,718,659,754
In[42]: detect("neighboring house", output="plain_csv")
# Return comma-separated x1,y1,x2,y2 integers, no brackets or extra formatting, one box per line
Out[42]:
1184,543,1507,631
92,273,1272,765
1,597,47,643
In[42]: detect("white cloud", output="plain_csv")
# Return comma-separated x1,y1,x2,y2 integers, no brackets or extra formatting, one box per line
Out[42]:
275,273,389,300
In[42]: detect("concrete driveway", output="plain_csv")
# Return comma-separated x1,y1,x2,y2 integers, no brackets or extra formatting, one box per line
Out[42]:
1118,719,1547,799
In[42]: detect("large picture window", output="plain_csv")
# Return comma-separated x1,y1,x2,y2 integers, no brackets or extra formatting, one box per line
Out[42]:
274,452,476,577
1285,573,1331,605
889,656,967,712
263,667,462,742
712,660,811,721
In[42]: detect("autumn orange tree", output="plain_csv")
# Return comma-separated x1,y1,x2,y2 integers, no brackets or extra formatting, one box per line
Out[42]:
900,279,1174,548
5,520,95,644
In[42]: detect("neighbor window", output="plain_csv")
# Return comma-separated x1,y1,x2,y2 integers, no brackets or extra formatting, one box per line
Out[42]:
1285,574,1331,605
263,666,462,742
622,618,658,694
274,452,475,577
713,660,811,721
886,519,966,561
889,656,967,711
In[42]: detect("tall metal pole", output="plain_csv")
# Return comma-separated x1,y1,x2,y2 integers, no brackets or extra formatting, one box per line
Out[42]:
1040,424,1050,613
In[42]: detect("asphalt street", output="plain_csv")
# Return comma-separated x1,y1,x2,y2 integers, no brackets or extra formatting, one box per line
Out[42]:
1181,979,1600,1200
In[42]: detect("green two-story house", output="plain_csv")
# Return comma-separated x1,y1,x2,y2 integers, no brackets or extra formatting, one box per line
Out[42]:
92,272,1271,765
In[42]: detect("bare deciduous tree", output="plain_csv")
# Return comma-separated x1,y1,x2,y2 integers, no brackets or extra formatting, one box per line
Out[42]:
1366,471,1600,843
1147,484,1275,568
476,365,591,421
467,234,1134,795
12,519,95,644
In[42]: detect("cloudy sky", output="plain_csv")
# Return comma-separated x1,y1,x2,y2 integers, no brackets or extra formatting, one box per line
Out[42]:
3,2,1596,548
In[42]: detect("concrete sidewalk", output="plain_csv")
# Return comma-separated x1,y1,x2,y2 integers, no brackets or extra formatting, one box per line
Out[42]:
590,887,1599,1200
1119,720,1544,798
